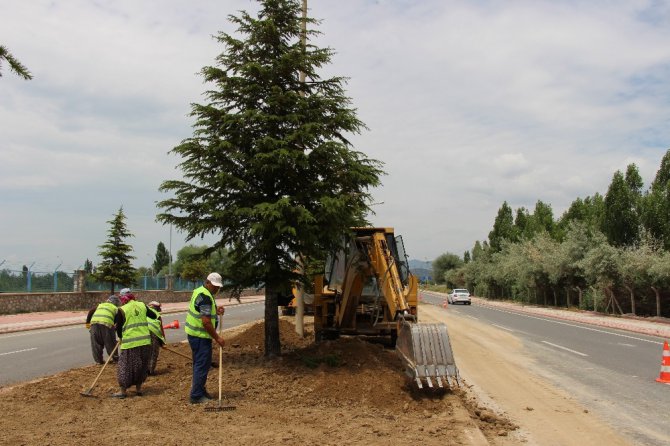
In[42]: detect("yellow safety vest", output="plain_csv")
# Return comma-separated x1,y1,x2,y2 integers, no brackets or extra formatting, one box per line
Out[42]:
90,302,118,327
120,300,151,350
184,286,217,339
147,311,165,343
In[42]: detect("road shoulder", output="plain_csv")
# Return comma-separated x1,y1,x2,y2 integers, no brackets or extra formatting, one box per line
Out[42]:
421,304,632,446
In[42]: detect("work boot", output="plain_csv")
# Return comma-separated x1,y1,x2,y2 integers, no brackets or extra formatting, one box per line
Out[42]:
189,395,212,404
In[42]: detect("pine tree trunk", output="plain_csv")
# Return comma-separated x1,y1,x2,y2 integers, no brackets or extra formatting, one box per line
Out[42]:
264,286,281,358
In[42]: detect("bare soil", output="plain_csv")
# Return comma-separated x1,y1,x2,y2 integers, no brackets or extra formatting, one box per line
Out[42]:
3,305,629,446
0,316,515,446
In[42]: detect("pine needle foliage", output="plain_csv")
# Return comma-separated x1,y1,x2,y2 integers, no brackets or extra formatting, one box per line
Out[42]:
0,45,33,80
157,0,383,356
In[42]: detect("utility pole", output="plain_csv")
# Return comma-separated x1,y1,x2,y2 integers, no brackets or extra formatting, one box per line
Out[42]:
295,0,307,338
295,0,308,338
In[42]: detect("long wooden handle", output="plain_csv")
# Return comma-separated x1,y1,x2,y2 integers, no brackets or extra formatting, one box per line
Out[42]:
85,340,120,392
218,315,223,403
161,345,192,361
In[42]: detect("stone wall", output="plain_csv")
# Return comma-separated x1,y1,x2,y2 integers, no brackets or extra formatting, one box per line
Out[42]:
0,288,262,315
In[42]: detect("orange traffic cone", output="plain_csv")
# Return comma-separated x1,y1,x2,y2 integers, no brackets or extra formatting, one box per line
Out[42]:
163,320,180,330
442,299,448,309
656,340,670,384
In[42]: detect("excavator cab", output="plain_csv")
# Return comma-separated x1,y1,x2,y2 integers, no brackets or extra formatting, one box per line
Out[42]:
313,227,459,389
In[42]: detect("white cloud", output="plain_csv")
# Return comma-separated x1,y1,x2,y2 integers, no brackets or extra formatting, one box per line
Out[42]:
1,0,670,270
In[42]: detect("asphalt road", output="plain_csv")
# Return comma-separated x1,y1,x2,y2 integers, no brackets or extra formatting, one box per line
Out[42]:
420,291,670,446
0,301,265,387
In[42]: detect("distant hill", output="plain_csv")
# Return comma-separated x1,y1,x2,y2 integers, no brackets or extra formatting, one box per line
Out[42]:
410,268,432,281
408,259,432,281
408,259,432,270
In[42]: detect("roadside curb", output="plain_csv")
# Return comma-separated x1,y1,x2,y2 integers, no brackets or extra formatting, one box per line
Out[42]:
0,296,265,335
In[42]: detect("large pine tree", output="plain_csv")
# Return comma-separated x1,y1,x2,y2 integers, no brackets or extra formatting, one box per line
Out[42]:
157,0,382,357
95,207,136,293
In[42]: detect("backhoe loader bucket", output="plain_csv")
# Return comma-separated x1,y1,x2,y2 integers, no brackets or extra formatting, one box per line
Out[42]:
396,321,460,389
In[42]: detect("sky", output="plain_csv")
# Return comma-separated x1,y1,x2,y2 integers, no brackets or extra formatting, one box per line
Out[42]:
2,0,670,274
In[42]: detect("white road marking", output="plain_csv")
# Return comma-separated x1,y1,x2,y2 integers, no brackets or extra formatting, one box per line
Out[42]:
618,343,636,347
486,306,663,345
492,323,514,332
0,347,37,356
541,341,588,357
464,315,479,321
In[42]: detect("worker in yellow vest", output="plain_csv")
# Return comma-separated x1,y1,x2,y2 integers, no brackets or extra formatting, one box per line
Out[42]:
85,295,121,364
185,272,225,404
111,290,159,399
146,301,165,376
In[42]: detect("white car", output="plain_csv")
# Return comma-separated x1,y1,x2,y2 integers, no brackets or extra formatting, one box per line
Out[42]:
448,289,471,305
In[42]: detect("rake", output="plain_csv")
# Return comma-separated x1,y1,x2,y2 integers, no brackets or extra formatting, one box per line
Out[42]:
161,345,192,361
80,340,120,398
205,315,235,412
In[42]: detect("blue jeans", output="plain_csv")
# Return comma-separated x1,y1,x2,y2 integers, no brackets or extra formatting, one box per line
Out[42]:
188,335,213,399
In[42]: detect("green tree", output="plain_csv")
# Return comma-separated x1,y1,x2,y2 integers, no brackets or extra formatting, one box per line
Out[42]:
603,170,640,247
153,242,171,274
471,240,484,261
172,245,207,277
94,207,136,293
0,45,32,80
488,201,515,252
641,150,670,250
181,258,209,283
432,253,463,286
513,206,531,240
463,250,471,263
157,0,382,358
649,250,670,316
625,163,644,196
83,259,93,274
529,200,555,238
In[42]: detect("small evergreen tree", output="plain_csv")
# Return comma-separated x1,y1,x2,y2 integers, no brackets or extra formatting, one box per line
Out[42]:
95,207,136,293
153,242,171,274
83,259,93,274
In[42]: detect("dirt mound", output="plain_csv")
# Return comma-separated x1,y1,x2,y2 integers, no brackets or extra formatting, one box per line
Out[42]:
0,317,516,445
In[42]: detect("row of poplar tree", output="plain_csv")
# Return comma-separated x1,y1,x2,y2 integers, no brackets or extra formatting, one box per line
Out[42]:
434,150,670,318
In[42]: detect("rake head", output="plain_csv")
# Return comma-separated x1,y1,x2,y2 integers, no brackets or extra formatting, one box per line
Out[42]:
204,403,236,412
79,390,98,398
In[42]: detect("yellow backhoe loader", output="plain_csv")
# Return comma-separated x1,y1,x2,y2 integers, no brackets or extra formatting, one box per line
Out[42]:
312,227,459,389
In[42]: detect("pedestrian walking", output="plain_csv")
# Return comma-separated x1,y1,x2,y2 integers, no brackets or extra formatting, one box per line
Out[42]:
85,295,121,364
185,272,226,404
146,301,165,376
111,291,158,399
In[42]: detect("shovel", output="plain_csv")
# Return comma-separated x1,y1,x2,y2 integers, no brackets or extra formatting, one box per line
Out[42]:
80,340,120,398
205,315,235,412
